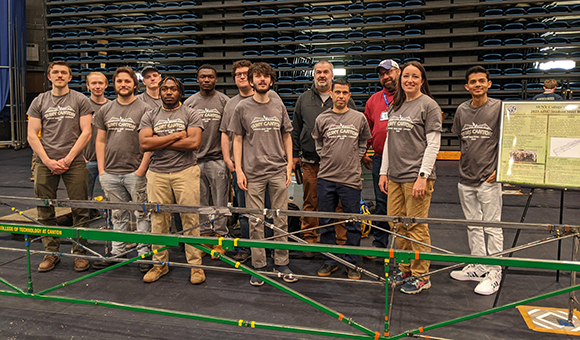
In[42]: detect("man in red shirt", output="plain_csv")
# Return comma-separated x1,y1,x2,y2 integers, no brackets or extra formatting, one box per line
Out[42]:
362,60,400,251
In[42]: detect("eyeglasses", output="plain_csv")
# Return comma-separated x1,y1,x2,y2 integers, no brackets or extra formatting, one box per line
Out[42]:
234,72,248,78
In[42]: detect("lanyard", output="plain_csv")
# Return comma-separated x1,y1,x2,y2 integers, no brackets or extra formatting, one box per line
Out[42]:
382,93,391,108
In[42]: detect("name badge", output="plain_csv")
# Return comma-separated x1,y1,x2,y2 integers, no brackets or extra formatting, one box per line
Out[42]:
380,111,389,121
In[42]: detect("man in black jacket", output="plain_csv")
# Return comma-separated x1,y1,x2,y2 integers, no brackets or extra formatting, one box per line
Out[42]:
291,60,356,255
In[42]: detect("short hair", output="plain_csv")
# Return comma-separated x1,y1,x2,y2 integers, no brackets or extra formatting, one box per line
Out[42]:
87,72,108,84
232,60,252,77
313,60,334,73
112,67,139,94
331,78,350,91
544,79,558,89
47,61,72,75
159,76,184,97
198,64,217,76
465,65,489,83
248,62,276,83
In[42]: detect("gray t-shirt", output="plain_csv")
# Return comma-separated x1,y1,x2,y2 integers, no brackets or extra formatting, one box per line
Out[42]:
83,98,110,162
183,91,229,161
93,99,152,175
387,94,442,182
452,97,501,186
27,89,93,161
139,105,204,173
229,97,293,181
312,108,371,190
136,92,162,108
220,90,282,162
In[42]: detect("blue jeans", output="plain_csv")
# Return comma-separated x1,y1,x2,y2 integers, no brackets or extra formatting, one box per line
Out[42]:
99,172,151,256
371,155,390,248
317,179,362,266
232,171,272,253
86,161,99,200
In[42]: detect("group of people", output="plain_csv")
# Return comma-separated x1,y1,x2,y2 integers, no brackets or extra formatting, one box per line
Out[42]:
27,58,507,295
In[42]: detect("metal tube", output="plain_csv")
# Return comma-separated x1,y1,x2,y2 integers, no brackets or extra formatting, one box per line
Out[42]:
557,189,565,282
0,276,25,294
384,258,389,337
361,221,454,254
568,234,579,323
24,235,33,293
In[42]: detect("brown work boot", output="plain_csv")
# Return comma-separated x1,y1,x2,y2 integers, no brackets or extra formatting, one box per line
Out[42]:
200,233,214,257
38,255,60,272
211,244,226,260
143,265,169,283
74,258,90,272
190,268,206,284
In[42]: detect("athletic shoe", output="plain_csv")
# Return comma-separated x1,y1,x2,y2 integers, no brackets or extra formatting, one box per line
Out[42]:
233,251,251,263
400,279,431,294
274,265,298,283
317,264,338,277
474,270,501,295
450,264,486,282
250,275,264,286
139,263,153,273
345,266,361,280
391,269,411,283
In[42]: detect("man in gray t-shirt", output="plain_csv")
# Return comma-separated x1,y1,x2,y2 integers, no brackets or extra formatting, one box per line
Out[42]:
136,66,162,108
139,77,207,285
27,61,93,273
92,67,153,271
183,65,231,248
230,62,297,286
312,79,371,280
450,66,503,296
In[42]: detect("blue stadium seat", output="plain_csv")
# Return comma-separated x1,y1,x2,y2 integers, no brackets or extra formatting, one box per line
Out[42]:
404,29,422,36
487,68,501,76
350,87,364,94
243,10,259,16
504,23,524,31
183,78,197,84
504,68,523,75
366,31,383,38
107,54,121,60
243,24,259,30
525,68,543,75
51,32,64,38
77,19,91,25
330,19,346,26
121,17,135,23
294,20,310,27
548,37,569,44
525,53,545,60
504,38,523,45
385,45,402,50
64,19,77,26
150,15,165,21
243,37,258,43
260,9,276,15
106,17,120,24
482,24,502,31
525,37,545,45
104,5,119,11
278,76,293,82
295,35,310,41
64,31,78,38
181,26,197,32
121,41,136,48
482,54,502,61
260,37,276,43
549,21,569,29
329,47,345,53
404,14,423,21
549,5,570,13
260,50,276,56
348,17,365,25
135,16,150,22
106,30,121,36
385,30,402,36
151,40,166,47
78,31,92,37
136,54,150,60
76,6,90,12
571,37,580,44
48,8,62,14
369,2,387,8
527,7,548,15
183,65,198,71
120,4,134,10
277,22,294,28
295,48,310,54
149,2,165,9
405,0,424,6
331,61,345,67
121,29,135,35
504,53,523,60
404,44,422,50
483,39,502,46
90,5,104,12
181,14,196,20
366,73,379,80
62,7,76,14
294,7,310,14
135,28,150,35
165,15,180,21
548,52,568,59
277,49,293,55
182,39,197,45
403,57,422,63
311,34,327,40
311,6,328,13
366,45,383,52
347,60,364,67
385,15,403,22
81,55,96,61
348,4,365,11
347,31,364,39
366,59,382,66
181,1,196,7
122,54,137,60
347,46,364,53
488,84,501,91
166,39,181,46
151,53,165,59
294,88,305,95
278,88,293,95
526,22,547,30
505,8,526,15
354,100,364,107
504,83,523,91
165,2,180,8
295,62,310,68
80,68,92,74
52,44,65,50
277,36,293,42
278,8,294,15
312,20,328,26
51,56,65,62
330,5,346,11
329,33,345,40
347,74,364,81
526,83,543,90
366,16,383,23
278,63,292,68
572,4,580,12
483,9,503,16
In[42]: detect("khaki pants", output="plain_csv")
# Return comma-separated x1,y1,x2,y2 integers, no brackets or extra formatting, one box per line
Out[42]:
35,158,89,254
146,166,202,265
388,180,435,279
301,162,346,244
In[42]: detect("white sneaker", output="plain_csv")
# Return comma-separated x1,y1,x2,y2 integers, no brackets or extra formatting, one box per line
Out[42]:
474,270,502,295
450,264,486,282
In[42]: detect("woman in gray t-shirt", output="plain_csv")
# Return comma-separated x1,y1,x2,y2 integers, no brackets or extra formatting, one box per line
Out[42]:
378,61,442,294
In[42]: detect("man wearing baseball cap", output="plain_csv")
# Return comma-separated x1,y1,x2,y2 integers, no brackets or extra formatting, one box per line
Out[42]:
137,66,162,108
361,59,401,254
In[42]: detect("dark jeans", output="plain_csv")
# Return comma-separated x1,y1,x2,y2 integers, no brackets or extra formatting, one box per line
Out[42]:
371,155,390,248
86,160,98,199
35,158,89,254
317,178,362,266
232,171,272,253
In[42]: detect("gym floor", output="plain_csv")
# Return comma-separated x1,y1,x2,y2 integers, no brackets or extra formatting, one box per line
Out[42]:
1,147,579,339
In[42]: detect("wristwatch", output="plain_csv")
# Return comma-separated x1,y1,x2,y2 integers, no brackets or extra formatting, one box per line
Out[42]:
419,172,428,178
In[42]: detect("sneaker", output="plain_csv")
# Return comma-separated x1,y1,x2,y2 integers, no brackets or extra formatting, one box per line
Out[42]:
250,275,264,286
190,268,206,284
345,266,361,280
317,264,338,277
233,251,251,263
392,269,411,283
474,270,501,295
450,264,486,282
211,244,226,260
143,265,169,283
74,258,90,272
400,279,431,294
274,265,298,283
38,255,60,272
139,263,153,273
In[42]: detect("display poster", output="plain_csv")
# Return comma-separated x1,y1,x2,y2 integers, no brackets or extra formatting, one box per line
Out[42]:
497,101,580,188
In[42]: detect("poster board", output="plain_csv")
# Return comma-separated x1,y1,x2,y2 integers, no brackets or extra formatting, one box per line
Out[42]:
497,101,580,188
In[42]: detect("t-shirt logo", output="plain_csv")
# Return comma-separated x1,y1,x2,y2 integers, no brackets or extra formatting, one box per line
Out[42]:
154,118,186,134
460,123,492,140
326,123,358,139
387,115,414,132
197,108,221,123
250,115,281,132
105,117,137,132
44,105,76,121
